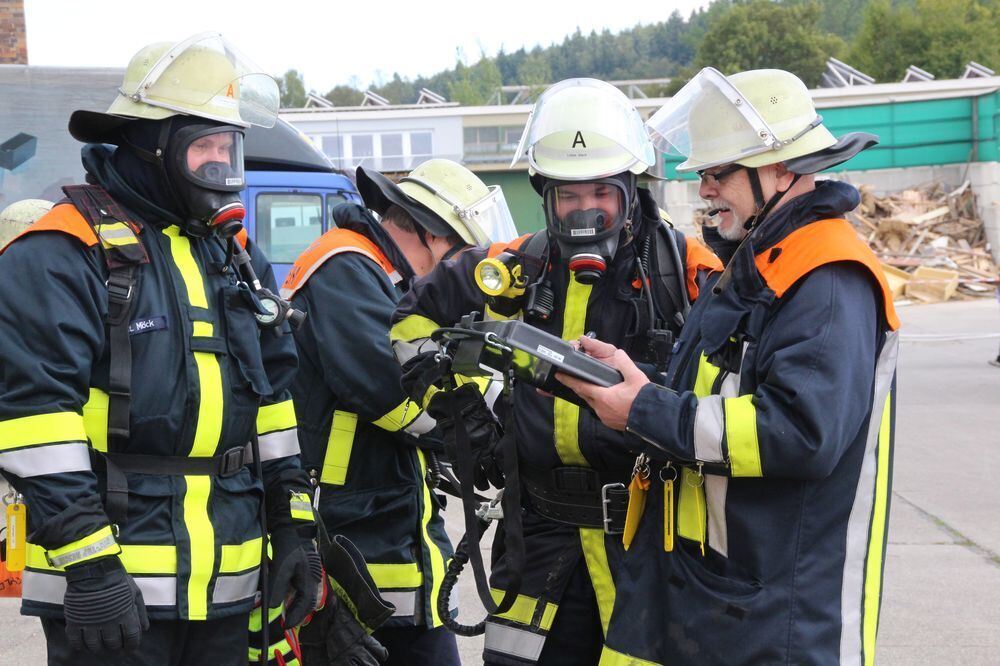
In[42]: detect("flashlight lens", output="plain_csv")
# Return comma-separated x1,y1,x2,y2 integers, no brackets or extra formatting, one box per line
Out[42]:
480,264,503,292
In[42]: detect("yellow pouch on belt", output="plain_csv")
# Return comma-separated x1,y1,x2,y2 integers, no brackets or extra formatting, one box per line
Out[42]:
623,472,650,551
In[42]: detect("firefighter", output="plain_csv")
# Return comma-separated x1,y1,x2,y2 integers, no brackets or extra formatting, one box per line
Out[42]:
557,67,897,665
0,34,323,663
389,78,721,665
279,159,517,665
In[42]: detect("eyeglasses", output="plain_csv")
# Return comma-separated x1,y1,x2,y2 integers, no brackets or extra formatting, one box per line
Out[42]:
697,163,745,187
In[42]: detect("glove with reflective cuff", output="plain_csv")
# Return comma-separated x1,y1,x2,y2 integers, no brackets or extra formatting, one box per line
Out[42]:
427,383,505,490
299,535,393,666
400,350,447,408
63,556,149,652
268,527,324,629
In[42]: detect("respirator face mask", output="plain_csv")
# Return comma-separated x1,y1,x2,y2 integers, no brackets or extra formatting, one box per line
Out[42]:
542,177,633,284
168,124,247,237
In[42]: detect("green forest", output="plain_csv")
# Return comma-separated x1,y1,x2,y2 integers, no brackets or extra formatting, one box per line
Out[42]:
277,0,1000,107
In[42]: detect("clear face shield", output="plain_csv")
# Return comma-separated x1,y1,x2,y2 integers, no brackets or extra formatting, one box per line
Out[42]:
646,67,821,173
543,180,627,242
511,78,656,179
122,32,280,129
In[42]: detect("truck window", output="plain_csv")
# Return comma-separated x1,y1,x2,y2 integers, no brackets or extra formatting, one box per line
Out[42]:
326,193,351,227
256,192,323,263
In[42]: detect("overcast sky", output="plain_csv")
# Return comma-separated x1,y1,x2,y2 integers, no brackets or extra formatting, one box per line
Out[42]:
24,0,710,93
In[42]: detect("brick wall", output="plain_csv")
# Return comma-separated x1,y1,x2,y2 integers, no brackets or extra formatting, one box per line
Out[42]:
0,0,27,65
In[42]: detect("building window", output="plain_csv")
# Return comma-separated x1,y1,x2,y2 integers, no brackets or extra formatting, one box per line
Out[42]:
380,133,404,171
322,135,341,163
410,132,432,163
464,125,523,162
351,134,374,169
255,193,323,263
314,131,433,171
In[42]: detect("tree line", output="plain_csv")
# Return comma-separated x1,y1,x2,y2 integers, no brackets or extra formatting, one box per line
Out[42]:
278,0,1000,108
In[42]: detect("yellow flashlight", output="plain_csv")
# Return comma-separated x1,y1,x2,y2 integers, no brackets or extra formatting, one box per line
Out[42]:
475,253,526,298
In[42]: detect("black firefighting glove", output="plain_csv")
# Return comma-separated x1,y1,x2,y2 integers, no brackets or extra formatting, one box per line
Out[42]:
63,556,149,652
268,526,324,628
427,383,505,490
400,350,446,407
300,535,393,666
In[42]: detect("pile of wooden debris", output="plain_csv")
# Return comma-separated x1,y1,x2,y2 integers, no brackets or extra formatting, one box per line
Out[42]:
848,182,997,302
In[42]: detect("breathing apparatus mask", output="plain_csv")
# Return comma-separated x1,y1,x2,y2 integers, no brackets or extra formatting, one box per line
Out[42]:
541,173,637,284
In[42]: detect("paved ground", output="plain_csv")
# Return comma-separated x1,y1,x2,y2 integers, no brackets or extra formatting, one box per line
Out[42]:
3,299,999,664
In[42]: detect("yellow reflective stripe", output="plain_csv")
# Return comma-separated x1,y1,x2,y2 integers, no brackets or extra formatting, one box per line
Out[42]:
82,388,109,453
191,320,213,337
724,395,762,477
321,410,358,485
183,475,214,620
221,537,262,574
44,525,120,568
289,491,314,522
368,562,423,589
389,314,440,342
95,223,140,248
599,645,663,666
693,352,721,398
579,527,616,636
249,602,284,631
27,543,175,574
489,588,558,631
862,391,893,664
553,276,592,466
0,411,86,450
372,398,421,433
677,467,706,545
417,449,446,626
257,400,296,435
163,226,208,308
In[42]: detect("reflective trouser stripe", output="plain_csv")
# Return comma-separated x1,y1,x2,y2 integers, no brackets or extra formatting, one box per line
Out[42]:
321,410,358,485
862,391,893,663
580,528,616,636
23,570,178,606
44,525,120,568
83,388,109,453
164,226,222,621
417,449,446,626
484,621,546,662
368,563,423,589
380,590,418,617
724,394,762,477
553,276,592,466
599,645,663,666
489,588,558,631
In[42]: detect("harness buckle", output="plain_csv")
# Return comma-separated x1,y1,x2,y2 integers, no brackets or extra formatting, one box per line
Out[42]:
601,482,627,535
219,445,249,477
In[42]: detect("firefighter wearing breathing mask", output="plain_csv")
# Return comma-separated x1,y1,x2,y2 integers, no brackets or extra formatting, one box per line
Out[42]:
0,34,324,664
389,78,720,665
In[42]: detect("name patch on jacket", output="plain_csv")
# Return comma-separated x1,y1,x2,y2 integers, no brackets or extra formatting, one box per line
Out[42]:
129,316,167,336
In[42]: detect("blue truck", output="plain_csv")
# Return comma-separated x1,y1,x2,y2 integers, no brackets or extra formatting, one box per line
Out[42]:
243,119,362,286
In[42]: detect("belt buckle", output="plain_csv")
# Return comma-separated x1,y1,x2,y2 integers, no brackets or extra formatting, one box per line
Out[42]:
219,446,246,477
601,482,627,535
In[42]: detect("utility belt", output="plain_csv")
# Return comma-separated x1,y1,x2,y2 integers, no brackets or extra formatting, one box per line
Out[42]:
521,466,629,534
90,443,255,526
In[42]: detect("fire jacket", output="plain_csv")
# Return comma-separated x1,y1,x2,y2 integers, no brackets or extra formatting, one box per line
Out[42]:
600,181,900,666
0,180,309,621
280,208,452,629
390,188,721,664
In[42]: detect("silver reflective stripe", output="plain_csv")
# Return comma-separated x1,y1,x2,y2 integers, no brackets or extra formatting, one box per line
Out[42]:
47,532,118,569
23,571,177,606
705,474,729,557
719,369,741,398
483,375,504,413
403,411,436,437
257,429,300,461
839,331,898,666
0,442,91,477
484,621,546,661
290,499,312,514
213,569,260,605
693,395,725,463
380,590,417,617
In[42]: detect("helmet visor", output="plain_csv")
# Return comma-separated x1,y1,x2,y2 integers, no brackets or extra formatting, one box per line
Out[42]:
543,179,626,241
646,67,784,172
460,185,518,245
511,78,655,172
125,32,279,128
180,129,246,192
